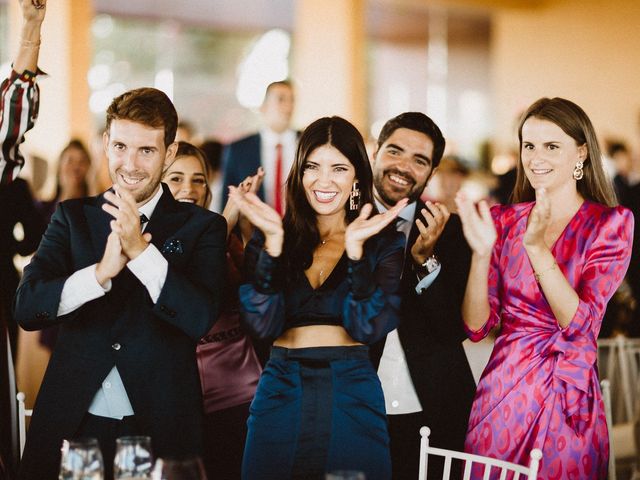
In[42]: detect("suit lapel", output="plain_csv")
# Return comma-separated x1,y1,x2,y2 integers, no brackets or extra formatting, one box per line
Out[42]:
84,191,113,262
145,183,191,254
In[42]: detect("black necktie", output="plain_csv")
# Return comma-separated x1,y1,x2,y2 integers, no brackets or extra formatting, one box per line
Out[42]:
139,214,149,229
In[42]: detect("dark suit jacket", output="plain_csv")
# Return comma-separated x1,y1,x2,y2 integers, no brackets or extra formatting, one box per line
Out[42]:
370,203,477,453
221,133,264,208
14,184,227,479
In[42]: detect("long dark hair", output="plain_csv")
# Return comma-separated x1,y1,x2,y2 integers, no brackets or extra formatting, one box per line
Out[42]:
512,97,617,206
283,116,375,270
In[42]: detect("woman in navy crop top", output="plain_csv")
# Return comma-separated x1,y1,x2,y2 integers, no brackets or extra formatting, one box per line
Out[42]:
229,116,406,480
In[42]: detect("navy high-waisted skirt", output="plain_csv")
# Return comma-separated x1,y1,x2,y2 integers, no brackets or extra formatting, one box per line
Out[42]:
241,345,391,480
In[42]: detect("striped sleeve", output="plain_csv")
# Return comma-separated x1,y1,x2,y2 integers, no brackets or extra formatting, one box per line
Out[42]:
0,69,40,186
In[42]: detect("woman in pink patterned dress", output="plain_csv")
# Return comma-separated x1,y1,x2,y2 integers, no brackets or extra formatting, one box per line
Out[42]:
456,97,634,479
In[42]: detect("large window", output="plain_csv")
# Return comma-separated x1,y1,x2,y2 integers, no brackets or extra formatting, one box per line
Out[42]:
90,14,290,143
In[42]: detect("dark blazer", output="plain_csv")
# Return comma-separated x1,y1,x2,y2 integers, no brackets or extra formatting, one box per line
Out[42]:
370,203,477,453
221,133,264,208
14,184,227,479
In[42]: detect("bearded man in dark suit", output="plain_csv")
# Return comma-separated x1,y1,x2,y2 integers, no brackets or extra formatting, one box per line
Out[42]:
14,87,227,479
370,112,477,480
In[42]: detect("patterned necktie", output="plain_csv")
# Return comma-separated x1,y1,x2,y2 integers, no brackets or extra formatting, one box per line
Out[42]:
274,143,283,216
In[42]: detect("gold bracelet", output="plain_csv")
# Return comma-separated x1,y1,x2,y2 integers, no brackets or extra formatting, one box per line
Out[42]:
20,38,41,48
534,261,557,283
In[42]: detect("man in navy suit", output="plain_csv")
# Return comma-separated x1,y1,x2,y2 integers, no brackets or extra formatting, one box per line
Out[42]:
14,87,227,479
221,80,297,213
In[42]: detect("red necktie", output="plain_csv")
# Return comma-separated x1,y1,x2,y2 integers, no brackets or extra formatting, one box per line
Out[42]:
274,143,283,216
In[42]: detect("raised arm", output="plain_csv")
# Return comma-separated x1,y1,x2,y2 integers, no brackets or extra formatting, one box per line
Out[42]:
0,0,46,184
231,188,287,339
455,194,498,334
14,0,46,75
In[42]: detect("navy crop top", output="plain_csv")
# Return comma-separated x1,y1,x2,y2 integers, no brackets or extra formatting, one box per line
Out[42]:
238,228,405,345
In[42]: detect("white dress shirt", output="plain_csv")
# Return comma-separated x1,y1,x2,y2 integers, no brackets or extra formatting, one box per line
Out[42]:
57,186,169,419
260,128,297,208
375,199,441,415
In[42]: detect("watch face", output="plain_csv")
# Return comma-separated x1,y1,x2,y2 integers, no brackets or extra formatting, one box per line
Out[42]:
425,256,439,273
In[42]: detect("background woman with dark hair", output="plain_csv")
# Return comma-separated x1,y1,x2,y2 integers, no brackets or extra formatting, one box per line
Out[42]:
230,116,406,479
456,97,633,479
36,139,92,351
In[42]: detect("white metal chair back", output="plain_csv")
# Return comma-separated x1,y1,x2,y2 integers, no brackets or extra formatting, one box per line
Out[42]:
16,391,32,458
418,426,542,480
597,336,640,423
601,379,617,480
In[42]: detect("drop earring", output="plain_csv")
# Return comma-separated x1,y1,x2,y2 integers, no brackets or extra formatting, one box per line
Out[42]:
573,160,584,181
349,181,361,210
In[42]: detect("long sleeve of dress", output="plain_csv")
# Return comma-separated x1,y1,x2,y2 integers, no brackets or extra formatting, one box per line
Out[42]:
0,69,40,185
563,206,634,340
238,234,286,340
342,230,404,344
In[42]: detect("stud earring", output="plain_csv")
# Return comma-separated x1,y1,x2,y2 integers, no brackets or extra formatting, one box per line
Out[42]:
573,160,584,181
349,181,361,210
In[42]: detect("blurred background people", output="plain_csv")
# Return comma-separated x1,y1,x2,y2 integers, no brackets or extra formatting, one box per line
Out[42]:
423,155,470,214
221,80,297,214
34,139,93,352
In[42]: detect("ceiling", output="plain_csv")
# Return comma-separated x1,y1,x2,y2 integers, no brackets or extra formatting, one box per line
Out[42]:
86,0,501,44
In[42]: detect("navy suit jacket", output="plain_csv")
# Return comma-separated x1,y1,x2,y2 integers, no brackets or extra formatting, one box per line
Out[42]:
14,184,227,479
221,133,264,208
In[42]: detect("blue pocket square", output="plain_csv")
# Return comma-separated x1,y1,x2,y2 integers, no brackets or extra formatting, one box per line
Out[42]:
161,239,184,254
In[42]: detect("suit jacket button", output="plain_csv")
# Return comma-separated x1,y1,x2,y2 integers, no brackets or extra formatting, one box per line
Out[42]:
112,343,121,351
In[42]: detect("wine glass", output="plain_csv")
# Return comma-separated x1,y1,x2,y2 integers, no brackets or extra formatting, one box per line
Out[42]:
325,471,366,480
151,456,207,480
58,437,104,480
113,435,154,479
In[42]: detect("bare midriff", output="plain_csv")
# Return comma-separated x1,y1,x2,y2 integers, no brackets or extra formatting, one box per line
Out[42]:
273,325,363,349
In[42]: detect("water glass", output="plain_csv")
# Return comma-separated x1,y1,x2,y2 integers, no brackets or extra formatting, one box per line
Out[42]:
114,435,154,479
58,437,104,480
151,456,207,480
325,471,366,480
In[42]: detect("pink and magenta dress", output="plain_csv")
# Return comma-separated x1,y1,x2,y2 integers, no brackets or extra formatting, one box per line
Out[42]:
465,200,634,479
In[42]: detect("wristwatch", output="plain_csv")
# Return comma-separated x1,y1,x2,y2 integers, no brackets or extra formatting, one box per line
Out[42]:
422,255,440,274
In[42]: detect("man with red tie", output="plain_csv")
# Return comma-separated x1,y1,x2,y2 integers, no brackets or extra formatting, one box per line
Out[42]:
221,80,297,215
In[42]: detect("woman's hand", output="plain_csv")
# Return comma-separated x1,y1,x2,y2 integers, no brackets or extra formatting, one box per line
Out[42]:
228,186,283,256
523,187,551,251
21,0,46,24
222,167,264,240
344,199,408,260
455,193,496,258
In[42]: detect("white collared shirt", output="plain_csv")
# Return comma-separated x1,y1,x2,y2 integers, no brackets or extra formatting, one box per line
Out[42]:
57,186,169,419
260,128,297,208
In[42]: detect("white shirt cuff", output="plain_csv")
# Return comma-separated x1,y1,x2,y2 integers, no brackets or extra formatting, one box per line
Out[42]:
415,264,441,295
127,244,168,303
58,264,110,316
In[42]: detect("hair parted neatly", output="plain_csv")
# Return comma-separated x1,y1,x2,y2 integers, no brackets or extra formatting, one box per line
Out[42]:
283,116,375,270
106,87,178,148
